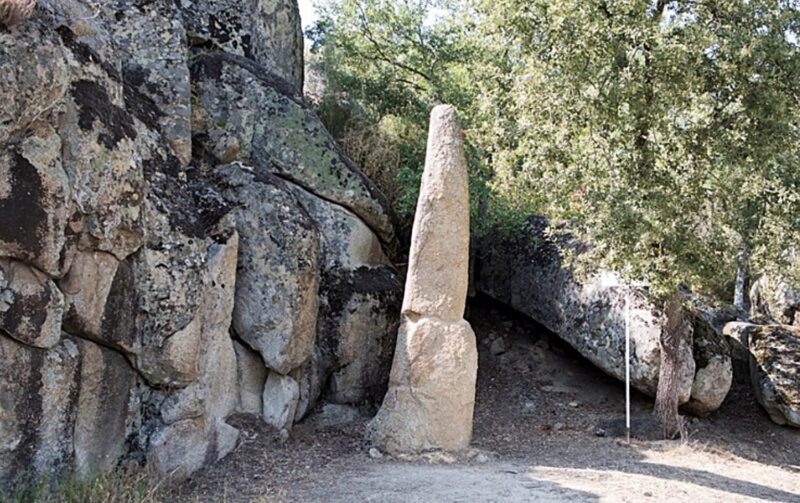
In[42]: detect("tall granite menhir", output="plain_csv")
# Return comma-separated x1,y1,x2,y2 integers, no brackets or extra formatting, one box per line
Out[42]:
368,105,478,454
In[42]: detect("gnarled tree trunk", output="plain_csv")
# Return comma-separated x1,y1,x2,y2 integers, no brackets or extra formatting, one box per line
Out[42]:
654,294,691,439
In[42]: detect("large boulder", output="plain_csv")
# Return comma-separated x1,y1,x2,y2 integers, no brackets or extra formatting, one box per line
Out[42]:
148,234,241,475
478,217,695,404
289,184,402,407
191,51,396,246
0,331,137,483
0,0,402,483
318,267,402,405
213,163,320,376
72,338,139,479
730,324,800,428
683,300,736,416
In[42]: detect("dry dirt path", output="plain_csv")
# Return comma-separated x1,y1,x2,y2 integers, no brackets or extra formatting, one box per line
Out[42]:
177,300,800,502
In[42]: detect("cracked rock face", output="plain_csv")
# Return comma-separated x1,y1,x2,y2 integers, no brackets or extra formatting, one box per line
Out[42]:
179,0,304,90
747,325,800,428
1,0,401,486
191,52,397,246
369,106,478,454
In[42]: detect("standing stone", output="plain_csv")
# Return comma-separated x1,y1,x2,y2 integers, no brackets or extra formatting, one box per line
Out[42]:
368,106,478,454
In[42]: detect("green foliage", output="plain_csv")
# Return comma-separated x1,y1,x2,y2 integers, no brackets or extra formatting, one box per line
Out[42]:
308,0,495,231
311,0,800,300
476,0,800,298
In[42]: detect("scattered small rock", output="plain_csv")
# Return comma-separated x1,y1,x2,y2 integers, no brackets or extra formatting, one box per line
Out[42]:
554,422,565,431
490,338,509,356
594,428,606,437
368,447,383,459
569,401,579,408
423,451,458,464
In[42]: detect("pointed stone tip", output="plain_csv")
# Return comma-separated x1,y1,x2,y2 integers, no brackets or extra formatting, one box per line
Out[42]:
431,104,458,121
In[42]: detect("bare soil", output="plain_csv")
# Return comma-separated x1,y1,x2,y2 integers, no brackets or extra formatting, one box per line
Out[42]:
176,299,800,502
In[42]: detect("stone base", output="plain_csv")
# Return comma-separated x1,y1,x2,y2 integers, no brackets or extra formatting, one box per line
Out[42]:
367,316,477,454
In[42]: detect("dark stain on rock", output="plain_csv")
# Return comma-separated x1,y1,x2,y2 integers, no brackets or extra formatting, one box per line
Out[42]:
56,26,121,81
315,266,402,403
123,67,166,131
71,80,137,149
7,347,44,488
143,154,230,239
207,13,233,44
0,153,47,254
321,267,402,324
241,34,253,60
190,52,303,105
0,283,52,346
101,258,138,352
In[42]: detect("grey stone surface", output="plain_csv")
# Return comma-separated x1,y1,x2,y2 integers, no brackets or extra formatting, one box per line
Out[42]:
0,0,399,483
263,372,300,431
179,0,304,90
0,336,81,485
234,340,268,415
192,52,396,245
477,217,696,405
751,273,800,327
747,325,800,428
214,164,320,376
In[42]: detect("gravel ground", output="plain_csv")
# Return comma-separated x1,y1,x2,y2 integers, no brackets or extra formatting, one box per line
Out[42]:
175,299,800,502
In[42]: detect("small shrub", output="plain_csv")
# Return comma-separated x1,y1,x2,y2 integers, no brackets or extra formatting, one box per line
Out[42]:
340,120,403,206
0,0,35,28
1,468,165,503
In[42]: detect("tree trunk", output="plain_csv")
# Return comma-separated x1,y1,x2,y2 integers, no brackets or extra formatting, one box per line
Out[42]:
734,244,749,311
653,294,689,439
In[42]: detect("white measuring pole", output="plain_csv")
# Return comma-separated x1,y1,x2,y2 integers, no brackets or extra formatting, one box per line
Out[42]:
625,292,631,443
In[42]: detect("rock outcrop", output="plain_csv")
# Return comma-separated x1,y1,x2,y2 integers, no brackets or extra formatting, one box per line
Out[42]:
749,325,800,428
477,217,732,414
724,322,800,428
0,0,400,486
369,105,478,454
683,300,736,416
750,273,800,327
